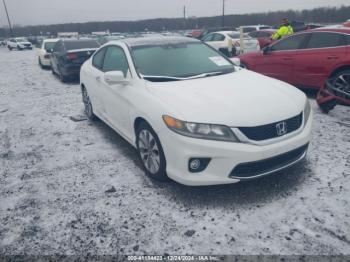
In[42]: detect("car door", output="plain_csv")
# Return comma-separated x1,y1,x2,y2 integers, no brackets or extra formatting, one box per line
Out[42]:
51,41,63,73
86,47,107,116
99,45,133,137
253,33,309,84
293,32,347,89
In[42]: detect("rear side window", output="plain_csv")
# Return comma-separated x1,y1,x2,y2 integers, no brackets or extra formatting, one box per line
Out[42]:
102,46,129,76
271,34,308,51
306,32,346,49
44,42,56,51
53,41,64,52
202,34,214,42
248,31,259,38
213,34,225,41
92,47,107,70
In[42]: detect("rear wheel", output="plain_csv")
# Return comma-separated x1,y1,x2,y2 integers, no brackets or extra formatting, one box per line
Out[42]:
136,122,168,182
38,58,44,69
58,66,68,82
81,87,97,121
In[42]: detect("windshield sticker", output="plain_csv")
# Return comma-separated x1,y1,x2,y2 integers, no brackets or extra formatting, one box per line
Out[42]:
209,56,230,66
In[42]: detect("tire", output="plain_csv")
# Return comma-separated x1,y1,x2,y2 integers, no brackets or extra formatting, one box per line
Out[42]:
58,66,68,82
136,122,168,182
329,69,350,93
7,46,12,51
318,99,337,114
38,58,44,69
240,62,248,69
81,87,97,121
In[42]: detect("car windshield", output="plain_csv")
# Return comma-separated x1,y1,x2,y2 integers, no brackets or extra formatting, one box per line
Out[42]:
16,38,27,42
44,42,56,51
131,41,235,81
64,40,100,50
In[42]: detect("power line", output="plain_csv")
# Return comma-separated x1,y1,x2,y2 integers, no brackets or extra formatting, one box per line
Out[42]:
2,0,13,37
222,0,226,27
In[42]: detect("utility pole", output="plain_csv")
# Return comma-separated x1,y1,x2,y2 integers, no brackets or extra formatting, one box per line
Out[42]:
2,0,13,37
222,0,226,27
183,5,186,30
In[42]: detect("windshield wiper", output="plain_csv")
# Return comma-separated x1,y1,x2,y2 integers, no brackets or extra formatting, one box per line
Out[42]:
142,75,182,82
187,70,234,79
141,70,234,82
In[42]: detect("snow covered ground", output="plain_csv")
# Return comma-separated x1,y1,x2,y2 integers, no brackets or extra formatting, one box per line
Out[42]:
0,47,349,256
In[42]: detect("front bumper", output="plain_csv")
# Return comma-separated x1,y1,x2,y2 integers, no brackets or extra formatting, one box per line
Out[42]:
158,114,312,186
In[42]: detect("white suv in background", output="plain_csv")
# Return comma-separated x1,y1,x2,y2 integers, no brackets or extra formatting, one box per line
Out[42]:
7,37,33,51
37,39,59,68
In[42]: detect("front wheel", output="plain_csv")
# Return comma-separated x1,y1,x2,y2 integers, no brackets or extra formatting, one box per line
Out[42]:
136,122,168,181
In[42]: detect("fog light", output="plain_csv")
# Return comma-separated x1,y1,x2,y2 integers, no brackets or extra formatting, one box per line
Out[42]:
188,158,211,173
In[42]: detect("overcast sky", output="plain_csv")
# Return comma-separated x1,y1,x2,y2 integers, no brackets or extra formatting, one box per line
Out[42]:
1,0,349,26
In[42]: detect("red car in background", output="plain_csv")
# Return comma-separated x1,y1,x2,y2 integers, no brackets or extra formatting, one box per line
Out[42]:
238,28,350,113
248,29,277,49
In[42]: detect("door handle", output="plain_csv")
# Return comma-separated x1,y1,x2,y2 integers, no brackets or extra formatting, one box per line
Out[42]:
327,56,339,60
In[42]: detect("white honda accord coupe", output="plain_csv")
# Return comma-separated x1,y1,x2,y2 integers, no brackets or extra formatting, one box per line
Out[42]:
80,36,312,186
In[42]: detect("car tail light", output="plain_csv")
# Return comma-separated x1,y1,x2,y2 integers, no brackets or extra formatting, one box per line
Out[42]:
67,53,78,60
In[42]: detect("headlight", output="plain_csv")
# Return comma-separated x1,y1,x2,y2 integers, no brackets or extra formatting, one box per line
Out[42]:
163,115,239,142
304,99,311,125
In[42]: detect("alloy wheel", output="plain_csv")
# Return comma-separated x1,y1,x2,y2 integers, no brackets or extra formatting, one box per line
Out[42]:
333,73,350,94
137,129,161,175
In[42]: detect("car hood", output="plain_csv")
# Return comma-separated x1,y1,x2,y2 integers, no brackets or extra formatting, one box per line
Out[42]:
146,69,306,127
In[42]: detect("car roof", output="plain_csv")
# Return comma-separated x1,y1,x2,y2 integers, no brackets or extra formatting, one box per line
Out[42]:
43,38,59,43
60,38,98,42
255,29,277,33
113,36,199,47
311,27,350,34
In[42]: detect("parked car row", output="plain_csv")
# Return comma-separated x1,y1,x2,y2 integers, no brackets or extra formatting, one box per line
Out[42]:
37,38,100,82
236,27,350,113
29,29,348,186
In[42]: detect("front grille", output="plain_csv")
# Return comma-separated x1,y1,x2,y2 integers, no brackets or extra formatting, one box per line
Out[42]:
229,144,308,179
238,113,303,141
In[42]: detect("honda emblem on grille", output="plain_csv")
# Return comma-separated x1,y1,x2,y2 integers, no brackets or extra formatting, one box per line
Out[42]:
276,121,288,136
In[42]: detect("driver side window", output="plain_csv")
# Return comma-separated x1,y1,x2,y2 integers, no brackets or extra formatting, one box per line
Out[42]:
102,46,129,77
270,33,309,51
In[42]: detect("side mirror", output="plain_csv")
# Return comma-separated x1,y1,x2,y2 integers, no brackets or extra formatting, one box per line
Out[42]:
263,46,271,55
104,71,129,85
